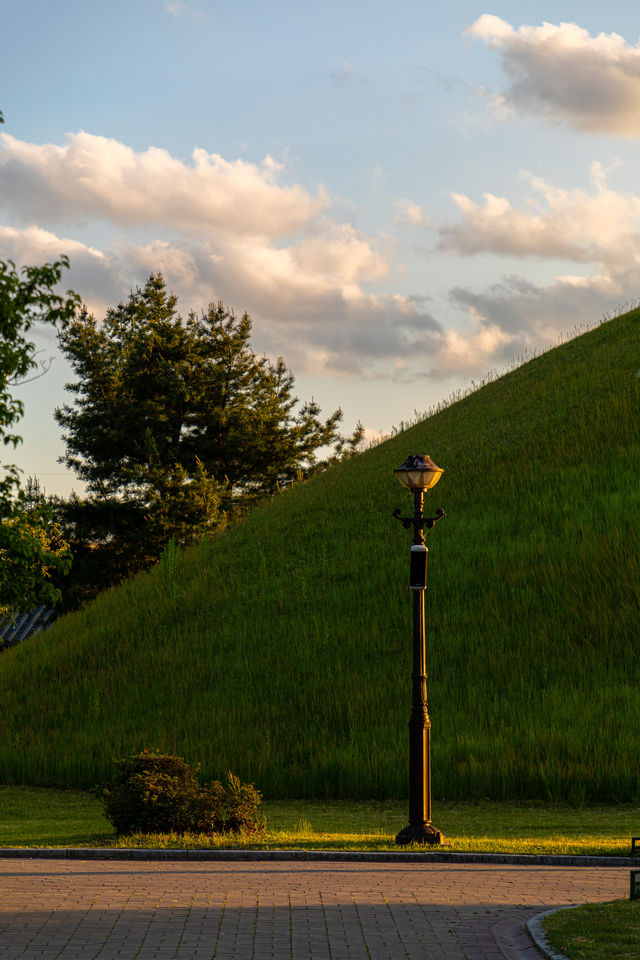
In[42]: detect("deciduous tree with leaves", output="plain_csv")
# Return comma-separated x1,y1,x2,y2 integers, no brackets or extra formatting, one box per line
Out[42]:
0,254,78,616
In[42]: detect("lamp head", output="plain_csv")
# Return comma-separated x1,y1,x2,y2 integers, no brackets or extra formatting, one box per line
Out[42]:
394,454,443,492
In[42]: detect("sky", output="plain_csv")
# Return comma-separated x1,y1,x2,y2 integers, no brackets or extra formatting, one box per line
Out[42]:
2,0,640,496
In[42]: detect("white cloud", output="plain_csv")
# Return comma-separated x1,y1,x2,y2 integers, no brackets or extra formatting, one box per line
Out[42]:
406,264,630,385
293,224,390,284
1,131,636,387
449,271,619,347
430,160,640,375
0,225,126,315
0,132,328,239
432,321,516,376
0,223,105,268
394,199,430,227
0,131,444,378
438,163,640,270
119,236,441,376
467,15,640,136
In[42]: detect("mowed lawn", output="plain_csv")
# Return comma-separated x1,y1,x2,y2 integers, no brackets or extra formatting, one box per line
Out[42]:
544,900,640,960
1,786,638,855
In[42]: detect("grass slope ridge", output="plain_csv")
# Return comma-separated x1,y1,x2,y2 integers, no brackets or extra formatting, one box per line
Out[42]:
1,312,638,802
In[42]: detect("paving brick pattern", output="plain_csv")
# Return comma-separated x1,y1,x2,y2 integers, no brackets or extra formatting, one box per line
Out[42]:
0,858,627,959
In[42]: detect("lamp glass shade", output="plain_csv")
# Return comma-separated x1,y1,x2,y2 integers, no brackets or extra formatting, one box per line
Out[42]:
394,454,443,491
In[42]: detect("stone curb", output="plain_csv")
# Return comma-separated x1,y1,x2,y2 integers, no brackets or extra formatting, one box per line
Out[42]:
526,905,580,960
0,847,635,866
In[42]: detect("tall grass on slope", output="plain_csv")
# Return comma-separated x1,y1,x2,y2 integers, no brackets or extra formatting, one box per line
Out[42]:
0,311,638,802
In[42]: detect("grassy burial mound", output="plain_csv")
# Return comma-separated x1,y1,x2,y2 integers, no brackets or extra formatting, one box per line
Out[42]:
0,310,638,803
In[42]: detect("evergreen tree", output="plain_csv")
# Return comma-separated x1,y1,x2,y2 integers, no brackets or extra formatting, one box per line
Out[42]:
55,275,361,596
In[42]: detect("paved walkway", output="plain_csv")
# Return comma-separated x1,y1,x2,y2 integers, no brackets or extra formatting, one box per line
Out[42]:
0,857,628,959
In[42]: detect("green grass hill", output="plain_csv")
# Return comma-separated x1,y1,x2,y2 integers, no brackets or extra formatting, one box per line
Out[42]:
1,311,639,803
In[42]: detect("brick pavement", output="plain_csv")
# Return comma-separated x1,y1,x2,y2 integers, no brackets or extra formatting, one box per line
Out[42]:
0,858,628,959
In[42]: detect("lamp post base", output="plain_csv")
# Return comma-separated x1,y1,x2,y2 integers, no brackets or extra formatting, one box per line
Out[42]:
395,822,442,846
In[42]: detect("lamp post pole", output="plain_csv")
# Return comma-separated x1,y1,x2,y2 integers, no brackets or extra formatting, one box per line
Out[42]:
393,455,444,846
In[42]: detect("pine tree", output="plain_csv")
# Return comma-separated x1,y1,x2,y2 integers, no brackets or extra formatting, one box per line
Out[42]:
55,275,362,597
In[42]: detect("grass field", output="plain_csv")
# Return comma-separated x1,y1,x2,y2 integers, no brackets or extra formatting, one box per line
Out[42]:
0,309,638,802
1,786,639,856
543,900,640,960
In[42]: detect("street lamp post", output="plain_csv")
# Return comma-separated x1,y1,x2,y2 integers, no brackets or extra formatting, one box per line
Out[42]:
393,454,445,846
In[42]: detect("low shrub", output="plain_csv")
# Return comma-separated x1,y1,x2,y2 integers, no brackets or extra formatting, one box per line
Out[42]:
193,772,263,834
101,750,263,836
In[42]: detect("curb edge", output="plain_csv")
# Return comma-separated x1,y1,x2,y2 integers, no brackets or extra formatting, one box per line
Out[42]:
526,905,580,960
0,847,635,866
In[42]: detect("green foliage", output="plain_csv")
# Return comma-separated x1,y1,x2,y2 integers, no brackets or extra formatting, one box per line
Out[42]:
101,750,263,836
102,751,202,835
0,503,71,620
0,311,637,801
55,278,223,562
54,274,361,600
0,253,78,616
0,256,80,501
195,771,264,834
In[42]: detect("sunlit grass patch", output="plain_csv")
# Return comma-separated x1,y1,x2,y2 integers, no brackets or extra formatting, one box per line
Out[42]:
2,788,639,857
104,832,634,857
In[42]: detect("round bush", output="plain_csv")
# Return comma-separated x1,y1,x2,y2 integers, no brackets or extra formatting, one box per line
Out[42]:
102,750,263,836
